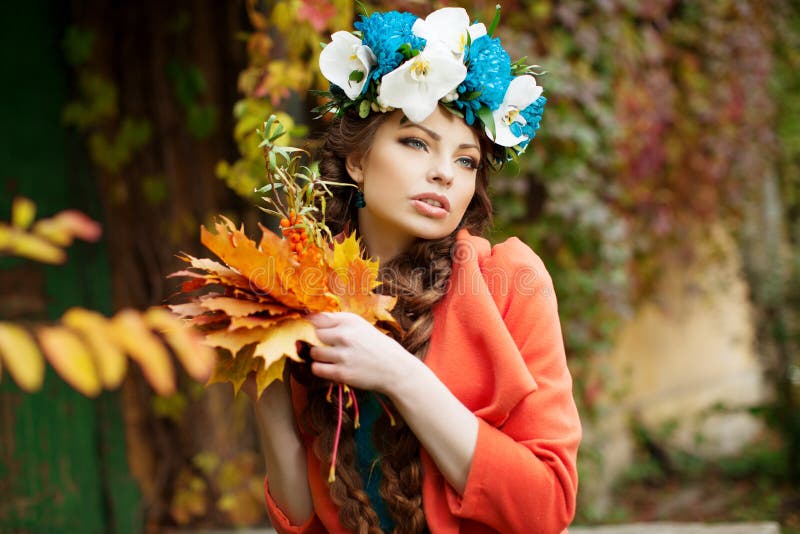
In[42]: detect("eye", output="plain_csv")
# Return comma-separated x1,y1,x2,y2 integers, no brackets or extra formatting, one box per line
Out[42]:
400,137,428,151
456,156,479,170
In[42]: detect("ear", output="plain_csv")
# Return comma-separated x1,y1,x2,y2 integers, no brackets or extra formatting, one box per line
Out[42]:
345,153,365,185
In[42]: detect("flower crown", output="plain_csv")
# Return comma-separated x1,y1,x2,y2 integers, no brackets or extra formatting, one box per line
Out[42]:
315,6,546,164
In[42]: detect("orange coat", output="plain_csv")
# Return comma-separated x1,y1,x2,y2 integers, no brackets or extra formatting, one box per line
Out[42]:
264,229,582,533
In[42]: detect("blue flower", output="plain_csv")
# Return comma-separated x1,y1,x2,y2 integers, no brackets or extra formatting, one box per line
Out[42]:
519,95,547,146
355,11,426,84
454,36,512,121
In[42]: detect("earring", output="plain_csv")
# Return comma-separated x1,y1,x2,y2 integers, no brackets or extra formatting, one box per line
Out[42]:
355,189,366,208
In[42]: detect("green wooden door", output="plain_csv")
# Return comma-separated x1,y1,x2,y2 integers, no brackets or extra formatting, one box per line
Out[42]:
0,1,141,532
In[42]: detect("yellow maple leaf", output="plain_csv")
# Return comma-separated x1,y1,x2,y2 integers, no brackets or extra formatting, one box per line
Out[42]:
328,233,397,324
252,318,320,368
329,233,380,293
204,318,319,394
373,294,399,324
198,296,287,317
229,312,299,330
204,327,271,356
168,302,208,318
189,313,230,328
255,357,285,397
206,345,290,398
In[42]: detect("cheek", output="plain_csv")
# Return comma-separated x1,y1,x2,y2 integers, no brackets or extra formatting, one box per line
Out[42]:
449,181,477,222
362,149,403,186
459,179,478,210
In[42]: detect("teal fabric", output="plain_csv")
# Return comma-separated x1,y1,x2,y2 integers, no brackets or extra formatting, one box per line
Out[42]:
353,392,395,531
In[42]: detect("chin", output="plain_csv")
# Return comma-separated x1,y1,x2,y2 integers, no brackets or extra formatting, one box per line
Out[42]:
412,222,460,241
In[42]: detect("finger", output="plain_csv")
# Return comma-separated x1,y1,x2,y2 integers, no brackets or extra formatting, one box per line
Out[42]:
313,326,346,346
308,312,338,328
310,361,344,383
309,344,340,363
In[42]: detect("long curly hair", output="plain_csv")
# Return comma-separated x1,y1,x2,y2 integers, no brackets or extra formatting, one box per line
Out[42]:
294,107,495,533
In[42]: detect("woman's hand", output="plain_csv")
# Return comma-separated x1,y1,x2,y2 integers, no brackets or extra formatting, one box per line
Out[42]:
308,312,414,394
310,311,479,494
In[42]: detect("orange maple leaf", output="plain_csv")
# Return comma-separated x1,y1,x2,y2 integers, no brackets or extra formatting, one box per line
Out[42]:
201,217,306,309
169,218,399,398
198,296,286,317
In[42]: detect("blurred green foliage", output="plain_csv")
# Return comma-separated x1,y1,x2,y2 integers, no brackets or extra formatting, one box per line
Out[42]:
612,427,795,527
62,72,117,131
167,60,218,139
62,26,94,67
761,0,800,486
88,118,153,174
62,27,153,174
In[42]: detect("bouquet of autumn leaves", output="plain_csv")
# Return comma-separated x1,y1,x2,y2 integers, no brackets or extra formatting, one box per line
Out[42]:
169,117,399,478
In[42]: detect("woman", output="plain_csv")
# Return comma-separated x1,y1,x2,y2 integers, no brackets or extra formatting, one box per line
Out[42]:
250,7,581,534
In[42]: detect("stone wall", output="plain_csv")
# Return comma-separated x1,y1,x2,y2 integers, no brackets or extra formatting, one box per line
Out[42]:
582,223,768,512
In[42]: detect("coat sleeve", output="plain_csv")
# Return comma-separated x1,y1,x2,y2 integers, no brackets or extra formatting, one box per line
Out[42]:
445,238,582,533
263,477,328,534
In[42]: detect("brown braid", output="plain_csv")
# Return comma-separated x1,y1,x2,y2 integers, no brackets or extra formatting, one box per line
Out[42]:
296,107,494,533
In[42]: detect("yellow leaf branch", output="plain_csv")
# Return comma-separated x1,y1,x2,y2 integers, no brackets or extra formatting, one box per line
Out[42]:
0,197,214,396
0,306,215,397
0,196,102,264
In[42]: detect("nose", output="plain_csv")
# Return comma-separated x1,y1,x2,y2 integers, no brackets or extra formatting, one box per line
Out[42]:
427,157,454,188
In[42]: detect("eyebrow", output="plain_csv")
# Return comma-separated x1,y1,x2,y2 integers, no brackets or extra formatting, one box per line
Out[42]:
399,123,480,151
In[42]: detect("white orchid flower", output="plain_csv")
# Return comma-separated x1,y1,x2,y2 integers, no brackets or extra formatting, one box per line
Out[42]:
412,7,487,61
488,75,544,147
319,31,377,100
378,47,467,123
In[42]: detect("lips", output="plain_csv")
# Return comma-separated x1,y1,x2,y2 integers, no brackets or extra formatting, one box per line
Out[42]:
411,192,450,212
411,192,450,219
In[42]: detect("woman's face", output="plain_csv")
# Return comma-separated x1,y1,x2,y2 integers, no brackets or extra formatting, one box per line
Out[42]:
346,106,482,261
